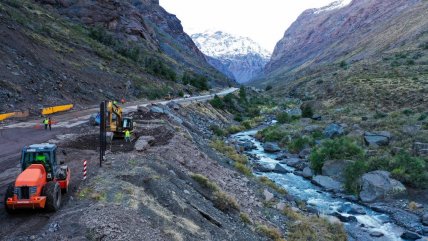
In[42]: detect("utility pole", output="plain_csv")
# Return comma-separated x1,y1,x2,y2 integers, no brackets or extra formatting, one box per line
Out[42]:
99,101,106,167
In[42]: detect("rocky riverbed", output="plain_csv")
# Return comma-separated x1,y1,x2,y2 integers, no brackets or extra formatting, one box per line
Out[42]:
230,120,428,241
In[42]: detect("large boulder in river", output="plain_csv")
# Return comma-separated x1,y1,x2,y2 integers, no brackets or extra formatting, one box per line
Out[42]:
280,158,307,171
237,140,256,151
322,160,353,182
359,171,406,203
422,213,428,226
364,131,391,147
263,142,281,153
400,231,421,240
253,162,275,172
302,167,313,178
311,175,343,192
323,123,345,138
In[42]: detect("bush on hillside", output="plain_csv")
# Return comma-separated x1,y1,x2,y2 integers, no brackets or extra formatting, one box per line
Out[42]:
210,95,225,109
301,105,314,118
276,112,293,124
289,136,314,154
344,159,369,194
310,137,364,174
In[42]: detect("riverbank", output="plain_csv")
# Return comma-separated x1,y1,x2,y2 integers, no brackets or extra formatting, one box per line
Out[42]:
232,113,428,240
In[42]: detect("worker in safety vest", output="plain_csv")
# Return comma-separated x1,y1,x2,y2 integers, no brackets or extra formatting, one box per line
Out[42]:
125,129,131,142
43,117,49,130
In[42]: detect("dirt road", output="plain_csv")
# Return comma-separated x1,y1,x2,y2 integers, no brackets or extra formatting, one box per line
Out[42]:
0,88,237,240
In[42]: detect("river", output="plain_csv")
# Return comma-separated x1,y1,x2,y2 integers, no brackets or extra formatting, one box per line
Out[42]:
232,129,426,241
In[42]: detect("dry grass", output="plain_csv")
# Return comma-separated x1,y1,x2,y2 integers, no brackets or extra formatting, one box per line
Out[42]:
239,212,252,224
190,173,219,192
234,162,252,176
408,201,420,211
210,139,248,164
287,214,347,241
256,224,285,241
259,176,288,195
213,190,240,212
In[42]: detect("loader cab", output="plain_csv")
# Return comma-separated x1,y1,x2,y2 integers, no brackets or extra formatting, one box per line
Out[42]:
21,144,57,180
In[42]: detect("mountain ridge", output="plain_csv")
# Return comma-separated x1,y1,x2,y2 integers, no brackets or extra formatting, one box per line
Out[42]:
255,0,428,110
192,31,270,83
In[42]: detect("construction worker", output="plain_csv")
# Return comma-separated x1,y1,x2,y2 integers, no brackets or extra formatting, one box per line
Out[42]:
125,129,131,142
43,117,49,130
48,117,52,131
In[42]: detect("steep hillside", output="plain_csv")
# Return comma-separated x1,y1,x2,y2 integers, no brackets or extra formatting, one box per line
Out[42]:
0,0,231,113
256,0,428,111
192,31,270,83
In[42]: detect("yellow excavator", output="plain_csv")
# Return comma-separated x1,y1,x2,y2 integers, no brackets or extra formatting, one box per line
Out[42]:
106,101,134,138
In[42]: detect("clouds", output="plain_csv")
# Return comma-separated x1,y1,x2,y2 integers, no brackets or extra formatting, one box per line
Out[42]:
160,0,337,52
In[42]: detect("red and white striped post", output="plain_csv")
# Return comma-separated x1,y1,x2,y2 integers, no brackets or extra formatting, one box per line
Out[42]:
83,160,87,180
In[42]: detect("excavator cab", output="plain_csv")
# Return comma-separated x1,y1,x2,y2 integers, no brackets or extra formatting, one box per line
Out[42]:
4,144,70,213
106,101,134,138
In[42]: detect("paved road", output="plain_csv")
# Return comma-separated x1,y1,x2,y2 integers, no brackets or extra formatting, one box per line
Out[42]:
0,88,238,129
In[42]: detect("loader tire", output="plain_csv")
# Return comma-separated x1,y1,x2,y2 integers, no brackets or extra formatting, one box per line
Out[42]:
4,182,16,214
43,182,61,212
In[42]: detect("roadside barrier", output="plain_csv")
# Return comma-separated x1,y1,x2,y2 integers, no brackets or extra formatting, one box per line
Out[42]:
0,110,29,121
41,104,73,115
0,113,15,121
83,160,87,180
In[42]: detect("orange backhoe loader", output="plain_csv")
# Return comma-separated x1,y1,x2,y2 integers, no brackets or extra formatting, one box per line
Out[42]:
4,143,70,213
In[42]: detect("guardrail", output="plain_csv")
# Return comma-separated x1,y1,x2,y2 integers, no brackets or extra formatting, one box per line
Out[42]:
0,110,30,121
41,104,74,115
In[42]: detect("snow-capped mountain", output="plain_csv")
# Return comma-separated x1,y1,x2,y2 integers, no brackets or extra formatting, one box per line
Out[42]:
191,31,271,83
314,0,352,14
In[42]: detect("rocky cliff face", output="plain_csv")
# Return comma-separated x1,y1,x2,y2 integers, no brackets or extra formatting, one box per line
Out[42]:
40,0,211,74
0,0,230,113
192,31,270,83
258,0,428,110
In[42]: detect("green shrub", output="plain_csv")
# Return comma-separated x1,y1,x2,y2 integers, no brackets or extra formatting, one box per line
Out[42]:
227,125,245,134
344,159,368,194
310,137,364,174
276,112,293,124
289,137,313,154
311,130,323,140
388,152,428,188
210,95,225,109
339,61,348,69
402,108,414,116
182,72,209,90
265,85,273,91
210,125,226,137
145,58,176,81
239,86,247,102
257,125,290,142
417,113,427,121
301,105,314,118
234,114,243,122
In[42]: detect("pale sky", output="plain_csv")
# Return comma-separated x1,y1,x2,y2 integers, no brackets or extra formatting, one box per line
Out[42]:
160,0,340,53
